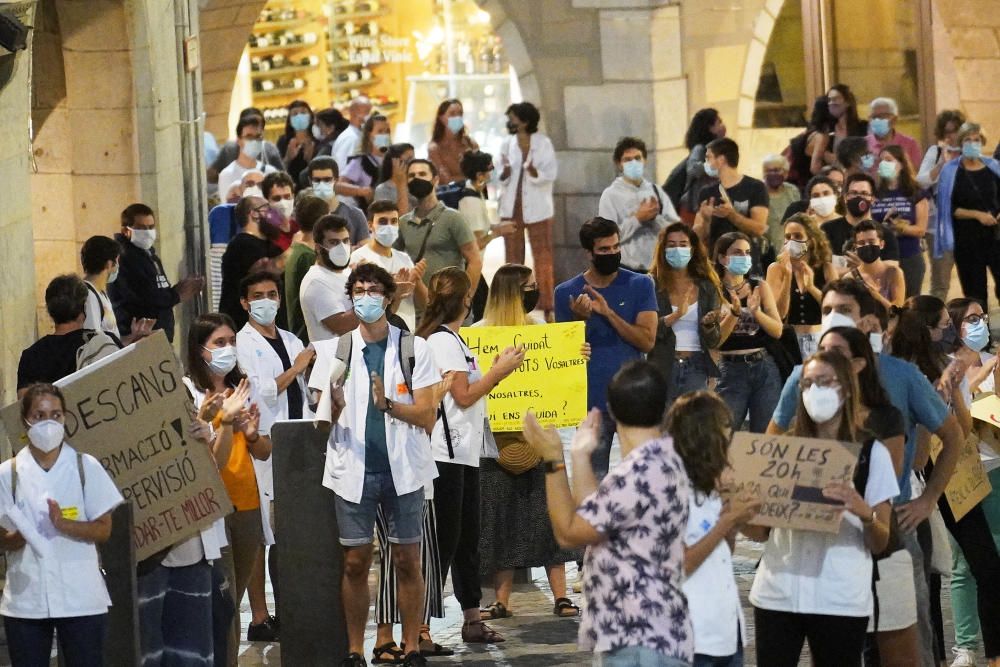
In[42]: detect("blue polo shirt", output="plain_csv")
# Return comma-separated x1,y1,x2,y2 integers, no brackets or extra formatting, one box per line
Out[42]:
772,352,949,502
554,269,658,413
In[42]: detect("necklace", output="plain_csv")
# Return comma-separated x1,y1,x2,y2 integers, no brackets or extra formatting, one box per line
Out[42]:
723,277,745,291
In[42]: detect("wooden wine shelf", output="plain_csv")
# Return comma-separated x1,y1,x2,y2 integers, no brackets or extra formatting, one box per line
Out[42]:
250,64,316,79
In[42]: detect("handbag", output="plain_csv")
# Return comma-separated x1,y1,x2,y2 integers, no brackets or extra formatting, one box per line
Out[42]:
495,431,541,475
764,324,803,382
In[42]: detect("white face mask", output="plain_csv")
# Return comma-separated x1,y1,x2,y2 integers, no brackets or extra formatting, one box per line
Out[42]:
326,242,351,268
249,298,279,326
869,332,884,355
205,345,238,376
130,228,157,251
802,385,843,424
273,199,294,220
26,419,65,453
820,311,857,336
374,224,399,248
810,194,837,217
243,185,264,198
784,239,808,260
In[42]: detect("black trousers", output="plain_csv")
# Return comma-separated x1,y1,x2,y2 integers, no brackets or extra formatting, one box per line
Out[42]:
433,461,482,611
939,496,1000,658
754,607,868,667
953,217,1000,306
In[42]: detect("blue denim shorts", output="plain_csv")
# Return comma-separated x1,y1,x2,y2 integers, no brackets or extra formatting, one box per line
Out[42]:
594,645,690,667
334,471,424,546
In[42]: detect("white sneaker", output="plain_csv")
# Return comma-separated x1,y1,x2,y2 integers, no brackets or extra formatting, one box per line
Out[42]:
951,646,977,667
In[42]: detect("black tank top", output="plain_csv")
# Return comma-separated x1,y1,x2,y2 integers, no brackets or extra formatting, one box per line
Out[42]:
787,264,826,326
720,277,769,351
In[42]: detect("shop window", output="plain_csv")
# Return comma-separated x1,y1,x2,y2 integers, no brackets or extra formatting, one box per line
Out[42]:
753,1,808,128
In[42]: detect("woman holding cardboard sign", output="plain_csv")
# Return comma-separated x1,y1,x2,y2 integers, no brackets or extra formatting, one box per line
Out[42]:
747,351,898,666
0,383,124,666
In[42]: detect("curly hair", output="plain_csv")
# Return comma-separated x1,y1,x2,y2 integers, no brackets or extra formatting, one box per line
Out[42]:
666,391,733,497
784,213,832,269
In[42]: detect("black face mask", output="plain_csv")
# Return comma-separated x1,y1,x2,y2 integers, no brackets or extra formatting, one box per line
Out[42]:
592,252,621,276
856,244,881,264
935,324,958,352
408,178,434,199
522,289,540,313
506,120,519,135
845,196,870,218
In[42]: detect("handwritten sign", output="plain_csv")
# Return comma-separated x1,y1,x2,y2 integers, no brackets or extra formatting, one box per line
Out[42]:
724,433,859,533
460,322,586,432
930,432,992,521
1,332,233,560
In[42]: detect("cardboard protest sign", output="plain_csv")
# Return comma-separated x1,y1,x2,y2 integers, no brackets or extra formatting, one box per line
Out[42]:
971,393,1000,437
1,332,233,560
459,322,586,432
724,433,859,533
930,432,992,521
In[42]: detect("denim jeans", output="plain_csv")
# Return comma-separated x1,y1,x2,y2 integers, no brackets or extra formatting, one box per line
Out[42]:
4,613,107,667
693,646,743,667
590,410,619,482
666,352,711,410
717,354,781,433
594,645,691,666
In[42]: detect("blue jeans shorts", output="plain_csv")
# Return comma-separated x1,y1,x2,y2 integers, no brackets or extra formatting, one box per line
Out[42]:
594,645,690,666
334,470,424,547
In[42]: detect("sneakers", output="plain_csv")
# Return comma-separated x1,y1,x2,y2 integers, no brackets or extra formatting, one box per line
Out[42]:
341,653,367,667
402,651,427,666
246,615,280,642
950,647,977,667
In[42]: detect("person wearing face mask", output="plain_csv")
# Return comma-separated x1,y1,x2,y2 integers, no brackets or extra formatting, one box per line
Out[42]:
766,214,836,358
219,196,284,331
109,203,204,343
599,137,680,273
325,262,442,667
331,96,373,174
647,223,724,409
208,108,283,188
284,195,331,343
452,150,501,321
713,232,784,433
261,171,301,252
305,156,370,247
819,172,901,273
934,122,1000,310
496,101,557,316
81,235,153,345
235,271,314,643
554,216,658,480
339,113,391,211
867,97,923,172
217,116,279,205
663,108,726,223
184,313,273,664
0,384,124,666
427,98,479,183
871,145,930,298
352,201,427,331
762,153,803,257
946,297,1000,667
312,107,349,159
746,351,899,667
300,215,358,343
850,221,905,309
781,174,842,224
373,142,418,217
809,84,869,173
277,100,315,186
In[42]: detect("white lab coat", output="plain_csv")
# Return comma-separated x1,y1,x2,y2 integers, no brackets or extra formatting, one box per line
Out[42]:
322,326,441,503
496,132,557,224
236,323,308,545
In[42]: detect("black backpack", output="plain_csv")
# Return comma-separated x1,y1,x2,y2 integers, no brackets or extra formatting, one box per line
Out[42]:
436,181,479,210
852,438,902,561
662,157,688,210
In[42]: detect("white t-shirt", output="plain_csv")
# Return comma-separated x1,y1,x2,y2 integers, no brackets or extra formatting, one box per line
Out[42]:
427,328,486,467
83,281,118,337
332,125,363,174
682,491,746,657
0,445,123,619
749,439,899,617
457,182,492,236
299,264,351,343
351,244,417,331
217,160,277,202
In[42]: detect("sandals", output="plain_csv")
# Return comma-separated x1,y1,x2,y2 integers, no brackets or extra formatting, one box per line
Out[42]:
418,634,454,657
479,601,512,620
462,620,505,643
553,597,580,617
372,642,405,664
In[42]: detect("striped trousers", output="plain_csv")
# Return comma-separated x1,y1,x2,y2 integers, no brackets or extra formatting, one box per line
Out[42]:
374,500,444,624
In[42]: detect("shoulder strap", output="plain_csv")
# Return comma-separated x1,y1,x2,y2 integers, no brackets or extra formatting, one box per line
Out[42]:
413,217,436,264
432,326,456,459
77,451,86,493
853,438,874,496
85,282,106,323
398,329,415,395
11,456,16,503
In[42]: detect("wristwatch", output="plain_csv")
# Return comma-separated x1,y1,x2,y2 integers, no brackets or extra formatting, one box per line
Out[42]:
381,398,394,414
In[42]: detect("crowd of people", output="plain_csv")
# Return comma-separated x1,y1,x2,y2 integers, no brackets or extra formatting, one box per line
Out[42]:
5,85,1000,667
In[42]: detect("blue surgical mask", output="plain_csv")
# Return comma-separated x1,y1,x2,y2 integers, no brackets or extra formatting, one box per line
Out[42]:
290,113,311,132
962,141,982,160
374,223,399,247
353,294,386,323
870,118,891,138
622,159,644,181
703,161,719,178
243,139,263,158
447,116,464,134
249,298,279,326
108,265,119,284
205,345,238,376
313,181,335,200
860,154,875,170
665,247,692,269
877,160,898,180
963,319,990,351
373,134,391,151
726,255,753,276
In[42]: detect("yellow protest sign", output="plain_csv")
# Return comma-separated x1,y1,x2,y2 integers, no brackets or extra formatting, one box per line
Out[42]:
930,432,992,521
460,322,587,432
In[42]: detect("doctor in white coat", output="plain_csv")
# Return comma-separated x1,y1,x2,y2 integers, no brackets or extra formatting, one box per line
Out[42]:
235,270,314,639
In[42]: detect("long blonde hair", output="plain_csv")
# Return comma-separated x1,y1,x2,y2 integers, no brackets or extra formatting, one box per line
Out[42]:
482,264,533,327
785,213,832,270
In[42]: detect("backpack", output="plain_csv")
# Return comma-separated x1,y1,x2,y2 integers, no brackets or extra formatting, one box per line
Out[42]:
76,329,122,370
436,181,478,210
334,328,416,396
662,157,688,210
781,130,813,190
851,438,902,560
